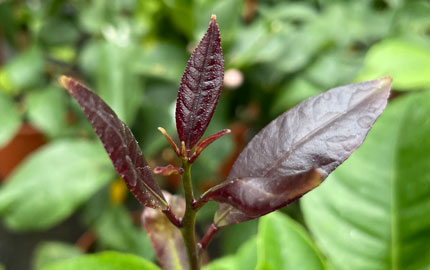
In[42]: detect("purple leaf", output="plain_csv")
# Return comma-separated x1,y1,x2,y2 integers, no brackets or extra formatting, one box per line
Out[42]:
59,76,167,210
142,191,188,270
175,15,224,150
210,77,392,226
201,169,323,217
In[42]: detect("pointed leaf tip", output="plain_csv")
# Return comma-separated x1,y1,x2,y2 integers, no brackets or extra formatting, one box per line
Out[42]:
175,16,224,149
211,14,217,21
58,75,71,89
379,76,393,87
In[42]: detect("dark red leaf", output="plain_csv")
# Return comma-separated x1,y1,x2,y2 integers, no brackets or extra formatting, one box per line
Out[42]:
189,129,231,163
142,191,188,270
175,15,224,150
153,165,184,176
209,77,392,226
59,76,167,210
201,169,323,217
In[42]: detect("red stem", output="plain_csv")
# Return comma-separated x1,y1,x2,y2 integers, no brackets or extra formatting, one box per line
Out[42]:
162,207,183,227
198,223,219,252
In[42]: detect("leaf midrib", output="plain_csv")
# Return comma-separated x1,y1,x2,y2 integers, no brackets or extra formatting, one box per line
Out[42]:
389,97,413,270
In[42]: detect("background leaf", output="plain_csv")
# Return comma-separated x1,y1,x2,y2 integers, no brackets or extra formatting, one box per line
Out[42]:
142,191,188,270
0,140,113,230
0,92,21,148
0,46,45,94
256,212,326,270
357,39,430,91
33,242,82,270
301,91,430,270
94,205,154,260
95,42,143,125
203,237,257,270
26,86,67,138
41,251,160,270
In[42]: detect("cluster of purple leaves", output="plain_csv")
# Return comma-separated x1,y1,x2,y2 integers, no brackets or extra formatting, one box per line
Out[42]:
60,15,391,269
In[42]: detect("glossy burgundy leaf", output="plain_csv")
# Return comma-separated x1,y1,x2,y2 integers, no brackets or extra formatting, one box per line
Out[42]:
201,169,323,217
211,77,392,226
59,76,167,210
142,191,188,270
175,15,224,150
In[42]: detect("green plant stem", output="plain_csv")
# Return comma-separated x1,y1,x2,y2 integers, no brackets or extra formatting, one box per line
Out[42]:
180,160,200,270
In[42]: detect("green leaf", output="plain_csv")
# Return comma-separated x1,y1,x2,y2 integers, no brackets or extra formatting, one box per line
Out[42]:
194,0,242,43
0,92,20,147
0,46,45,94
271,78,320,117
220,219,257,255
357,39,430,90
301,91,430,270
95,42,143,125
203,237,257,270
41,251,160,270
33,242,83,270
0,140,113,231
203,256,236,270
256,212,326,270
38,17,80,45
94,205,154,261
135,42,188,82
26,86,67,138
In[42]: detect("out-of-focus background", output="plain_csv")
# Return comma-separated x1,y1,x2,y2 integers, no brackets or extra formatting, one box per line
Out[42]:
0,0,429,269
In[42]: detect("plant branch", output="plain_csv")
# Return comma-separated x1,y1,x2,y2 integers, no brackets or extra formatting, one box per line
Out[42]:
180,160,200,270
162,207,183,227
192,196,208,210
198,223,219,253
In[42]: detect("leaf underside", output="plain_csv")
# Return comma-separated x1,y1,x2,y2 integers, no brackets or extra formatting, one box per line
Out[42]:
202,169,323,217
175,16,224,149
142,191,188,270
60,76,167,210
211,77,392,227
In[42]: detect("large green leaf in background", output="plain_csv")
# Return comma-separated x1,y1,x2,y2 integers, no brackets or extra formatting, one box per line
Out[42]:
33,242,83,270
256,212,326,270
94,205,154,261
301,91,430,270
357,39,430,90
0,92,20,148
26,86,67,138
0,140,113,231
79,40,143,125
0,46,45,94
203,237,257,270
41,251,160,270
204,212,325,270
95,42,143,125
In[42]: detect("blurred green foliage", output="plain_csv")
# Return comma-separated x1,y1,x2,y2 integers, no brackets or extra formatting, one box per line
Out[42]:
0,0,429,269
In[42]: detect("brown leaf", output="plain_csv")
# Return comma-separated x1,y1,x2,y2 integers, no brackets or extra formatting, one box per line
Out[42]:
142,191,188,270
